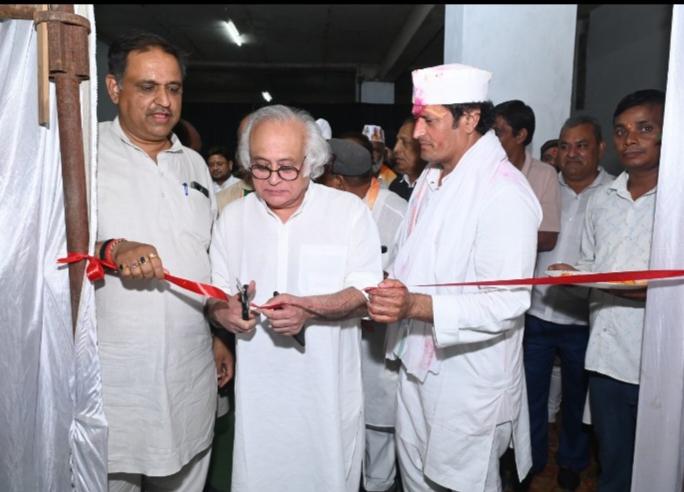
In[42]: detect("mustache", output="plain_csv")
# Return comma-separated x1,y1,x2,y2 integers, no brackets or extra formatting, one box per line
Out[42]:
147,107,172,116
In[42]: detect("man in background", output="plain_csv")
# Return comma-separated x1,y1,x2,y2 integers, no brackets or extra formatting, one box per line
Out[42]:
206,145,239,193
494,100,561,252
540,138,559,170
363,124,397,187
523,115,613,491
551,89,665,492
389,117,427,201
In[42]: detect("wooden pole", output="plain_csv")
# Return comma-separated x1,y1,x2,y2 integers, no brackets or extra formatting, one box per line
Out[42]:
34,5,91,333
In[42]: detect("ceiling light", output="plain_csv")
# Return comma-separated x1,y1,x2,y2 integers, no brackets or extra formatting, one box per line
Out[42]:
262,91,272,102
224,20,243,47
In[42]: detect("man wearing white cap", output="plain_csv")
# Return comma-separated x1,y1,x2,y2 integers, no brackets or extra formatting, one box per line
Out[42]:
368,64,541,491
363,124,398,187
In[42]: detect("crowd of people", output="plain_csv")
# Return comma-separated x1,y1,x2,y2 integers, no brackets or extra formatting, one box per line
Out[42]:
95,30,664,492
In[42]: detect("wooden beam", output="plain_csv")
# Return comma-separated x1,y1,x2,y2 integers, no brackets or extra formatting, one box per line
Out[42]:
0,4,40,20
37,4,49,126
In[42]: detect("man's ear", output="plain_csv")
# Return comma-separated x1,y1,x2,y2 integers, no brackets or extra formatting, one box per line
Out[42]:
334,175,347,191
598,140,606,160
105,74,121,105
463,110,481,134
514,127,528,145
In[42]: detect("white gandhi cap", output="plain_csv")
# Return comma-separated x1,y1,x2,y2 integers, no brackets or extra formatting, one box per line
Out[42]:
315,118,332,140
412,63,492,106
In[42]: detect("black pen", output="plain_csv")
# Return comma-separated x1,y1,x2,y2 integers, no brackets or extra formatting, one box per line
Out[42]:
273,291,306,347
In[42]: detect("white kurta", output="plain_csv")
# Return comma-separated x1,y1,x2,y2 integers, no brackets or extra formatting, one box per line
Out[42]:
96,119,217,476
362,187,407,427
388,131,542,491
210,182,383,492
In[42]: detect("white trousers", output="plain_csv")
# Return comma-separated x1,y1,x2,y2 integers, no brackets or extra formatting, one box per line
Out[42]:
108,447,212,492
363,427,397,491
397,421,511,492
395,368,512,492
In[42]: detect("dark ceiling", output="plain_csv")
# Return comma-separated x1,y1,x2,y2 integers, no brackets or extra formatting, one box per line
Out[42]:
94,4,446,105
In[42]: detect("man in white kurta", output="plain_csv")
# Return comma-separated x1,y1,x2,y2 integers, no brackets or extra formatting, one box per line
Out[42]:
208,105,383,492
368,64,541,492
95,32,225,491
98,118,217,478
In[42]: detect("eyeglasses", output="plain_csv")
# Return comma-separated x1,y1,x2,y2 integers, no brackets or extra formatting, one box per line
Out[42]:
250,163,302,181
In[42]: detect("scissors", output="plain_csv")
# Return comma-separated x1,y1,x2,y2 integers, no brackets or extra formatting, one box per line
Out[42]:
235,279,250,321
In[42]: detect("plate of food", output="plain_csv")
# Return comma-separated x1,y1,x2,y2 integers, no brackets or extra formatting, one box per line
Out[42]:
544,269,648,290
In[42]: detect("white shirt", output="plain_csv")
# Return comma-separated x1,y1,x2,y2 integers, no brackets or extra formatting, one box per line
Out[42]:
577,171,656,384
212,174,240,193
96,118,217,475
210,182,383,492
366,187,408,272
529,168,614,325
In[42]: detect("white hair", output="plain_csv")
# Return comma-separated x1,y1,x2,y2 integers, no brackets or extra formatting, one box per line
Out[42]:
236,105,330,180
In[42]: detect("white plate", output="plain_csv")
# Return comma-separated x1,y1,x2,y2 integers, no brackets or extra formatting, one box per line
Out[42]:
544,269,648,290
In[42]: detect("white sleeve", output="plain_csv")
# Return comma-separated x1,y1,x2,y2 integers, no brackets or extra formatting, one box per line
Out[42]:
209,211,236,296
344,203,384,297
575,192,598,273
432,185,539,347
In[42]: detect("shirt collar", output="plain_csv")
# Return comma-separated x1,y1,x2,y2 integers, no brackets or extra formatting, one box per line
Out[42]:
608,171,657,200
255,179,315,223
112,116,182,154
558,167,607,191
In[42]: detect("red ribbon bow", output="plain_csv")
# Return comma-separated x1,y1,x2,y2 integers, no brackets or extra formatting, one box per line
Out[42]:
57,252,229,301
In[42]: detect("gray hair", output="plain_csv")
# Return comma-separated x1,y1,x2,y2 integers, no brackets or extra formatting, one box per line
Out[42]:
236,105,330,180
560,114,603,143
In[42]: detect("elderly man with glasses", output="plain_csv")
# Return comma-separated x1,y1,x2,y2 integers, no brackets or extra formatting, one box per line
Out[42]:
207,104,383,492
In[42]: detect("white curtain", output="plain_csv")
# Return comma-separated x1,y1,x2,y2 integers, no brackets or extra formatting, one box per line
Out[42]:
0,6,107,491
633,5,684,492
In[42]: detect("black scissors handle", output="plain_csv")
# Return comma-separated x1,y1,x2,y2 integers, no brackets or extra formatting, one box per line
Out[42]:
240,284,249,321
273,291,305,347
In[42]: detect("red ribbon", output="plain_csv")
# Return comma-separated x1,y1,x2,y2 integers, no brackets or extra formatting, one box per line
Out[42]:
59,253,684,302
58,253,228,301
415,269,684,288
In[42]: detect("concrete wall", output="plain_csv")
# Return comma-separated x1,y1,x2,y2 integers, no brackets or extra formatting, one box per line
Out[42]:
444,5,577,158
583,5,672,175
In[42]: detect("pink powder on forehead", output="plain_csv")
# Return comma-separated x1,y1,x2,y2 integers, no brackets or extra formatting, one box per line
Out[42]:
412,95,426,117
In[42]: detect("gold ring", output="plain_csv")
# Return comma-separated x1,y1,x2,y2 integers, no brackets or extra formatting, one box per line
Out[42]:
148,252,158,259
139,256,147,264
